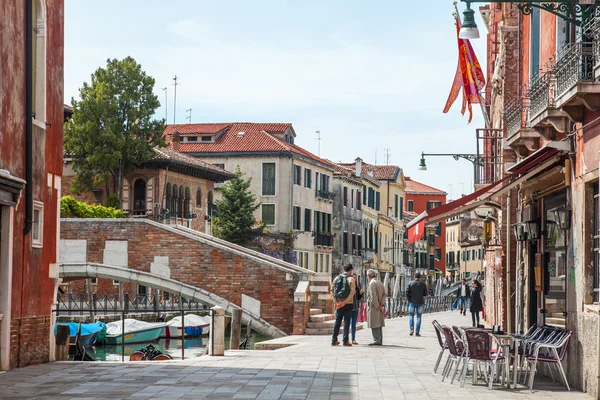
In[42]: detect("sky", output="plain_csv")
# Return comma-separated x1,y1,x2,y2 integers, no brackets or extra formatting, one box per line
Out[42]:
64,0,489,199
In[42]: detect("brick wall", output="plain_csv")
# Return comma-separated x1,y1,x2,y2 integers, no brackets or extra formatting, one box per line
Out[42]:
61,220,302,334
10,316,51,369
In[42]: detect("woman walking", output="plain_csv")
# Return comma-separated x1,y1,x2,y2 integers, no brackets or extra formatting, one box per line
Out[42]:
349,268,364,344
470,280,483,327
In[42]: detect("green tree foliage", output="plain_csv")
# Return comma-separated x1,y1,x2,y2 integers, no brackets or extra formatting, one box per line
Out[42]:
213,168,265,245
61,196,125,218
64,57,165,205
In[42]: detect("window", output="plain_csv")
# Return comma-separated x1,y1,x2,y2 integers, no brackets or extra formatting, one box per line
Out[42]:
429,255,435,270
435,223,442,236
357,191,362,210
196,189,202,208
343,186,348,207
368,188,374,208
304,168,312,188
375,191,380,211
261,204,276,226
343,232,349,255
32,201,44,248
315,172,320,195
201,136,212,142
133,179,147,216
293,165,302,186
351,189,355,209
435,248,442,261
394,194,399,218
400,196,404,219
304,252,309,269
262,163,276,196
325,254,330,273
187,136,198,142
408,200,414,212
184,187,191,218
293,206,301,230
363,187,367,205
357,234,362,251
212,163,225,170
321,174,330,192
314,253,318,271
207,191,214,216
352,233,357,253
304,208,312,231
92,189,102,204
320,254,325,273
472,250,475,260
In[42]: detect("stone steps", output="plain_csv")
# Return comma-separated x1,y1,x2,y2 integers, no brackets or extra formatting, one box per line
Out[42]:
305,324,364,336
310,313,336,322
305,306,364,335
310,308,322,316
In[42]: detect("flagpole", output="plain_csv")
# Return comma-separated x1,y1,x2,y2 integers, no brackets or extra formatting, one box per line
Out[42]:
453,3,491,129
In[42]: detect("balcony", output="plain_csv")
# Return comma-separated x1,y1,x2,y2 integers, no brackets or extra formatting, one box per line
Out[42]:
316,189,334,202
503,97,540,157
315,233,333,247
475,128,504,185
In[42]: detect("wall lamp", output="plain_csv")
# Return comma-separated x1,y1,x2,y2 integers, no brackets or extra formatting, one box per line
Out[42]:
553,205,572,231
458,1,600,39
512,222,528,242
525,220,540,242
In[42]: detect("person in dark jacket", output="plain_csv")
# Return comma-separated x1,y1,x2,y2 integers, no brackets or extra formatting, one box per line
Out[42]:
349,266,364,345
406,272,427,336
470,280,483,327
455,279,471,315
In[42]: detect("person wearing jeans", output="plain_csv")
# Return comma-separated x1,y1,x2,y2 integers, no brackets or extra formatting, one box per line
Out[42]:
331,265,356,346
349,269,364,345
406,272,427,336
456,279,471,315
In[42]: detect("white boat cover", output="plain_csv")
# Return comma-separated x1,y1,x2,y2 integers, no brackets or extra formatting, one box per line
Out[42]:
106,319,165,336
166,314,211,328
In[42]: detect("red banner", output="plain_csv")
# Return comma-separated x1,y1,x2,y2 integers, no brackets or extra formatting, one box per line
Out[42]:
443,14,485,123
407,219,425,245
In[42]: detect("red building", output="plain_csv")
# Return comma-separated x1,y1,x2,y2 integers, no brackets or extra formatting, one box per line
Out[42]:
0,0,64,369
404,178,447,274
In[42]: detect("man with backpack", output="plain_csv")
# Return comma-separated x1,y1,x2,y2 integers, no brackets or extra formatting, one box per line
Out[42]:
331,264,356,346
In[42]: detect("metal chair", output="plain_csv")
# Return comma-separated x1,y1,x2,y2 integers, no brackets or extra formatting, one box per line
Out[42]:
524,330,571,391
431,320,447,373
441,326,465,383
460,329,506,389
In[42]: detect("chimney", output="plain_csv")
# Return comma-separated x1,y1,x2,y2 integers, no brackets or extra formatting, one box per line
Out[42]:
172,130,180,152
355,157,362,177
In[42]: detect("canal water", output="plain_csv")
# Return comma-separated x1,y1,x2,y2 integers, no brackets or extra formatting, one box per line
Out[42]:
88,332,269,361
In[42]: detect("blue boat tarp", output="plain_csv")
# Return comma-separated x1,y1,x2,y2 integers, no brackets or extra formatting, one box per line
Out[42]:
54,322,106,339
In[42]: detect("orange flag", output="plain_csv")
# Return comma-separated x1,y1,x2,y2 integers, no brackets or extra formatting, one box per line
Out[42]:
443,14,485,123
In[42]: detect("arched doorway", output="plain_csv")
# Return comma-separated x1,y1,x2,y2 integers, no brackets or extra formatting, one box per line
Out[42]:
133,179,147,216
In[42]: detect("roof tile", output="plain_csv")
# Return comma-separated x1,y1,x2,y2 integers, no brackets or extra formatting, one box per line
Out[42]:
404,177,446,195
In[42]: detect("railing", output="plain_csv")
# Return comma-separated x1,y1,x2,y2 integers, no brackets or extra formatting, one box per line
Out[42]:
504,97,529,139
475,128,503,185
555,41,595,97
315,233,333,247
316,190,334,201
386,296,454,319
529,68,555,118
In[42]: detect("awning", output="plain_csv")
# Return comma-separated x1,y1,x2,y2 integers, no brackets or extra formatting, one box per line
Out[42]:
406,148,563,244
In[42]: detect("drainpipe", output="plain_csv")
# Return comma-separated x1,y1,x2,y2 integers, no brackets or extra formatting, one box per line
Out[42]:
507,189,512,333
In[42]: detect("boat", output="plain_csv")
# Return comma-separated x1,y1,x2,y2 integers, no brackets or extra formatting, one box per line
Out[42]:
54,321,107,346
104,319,166,345
161,314,211,338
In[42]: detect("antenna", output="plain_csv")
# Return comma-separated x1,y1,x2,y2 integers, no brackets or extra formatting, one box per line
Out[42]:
186,108,192,123
172,75,178,124
375,150,377,165
315,130,321,157
448,184,453,200
162,87,168,122
384,148,391,165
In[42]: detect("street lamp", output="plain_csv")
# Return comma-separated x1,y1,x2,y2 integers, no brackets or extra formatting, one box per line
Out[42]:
418,151,483,184
458,1,600,40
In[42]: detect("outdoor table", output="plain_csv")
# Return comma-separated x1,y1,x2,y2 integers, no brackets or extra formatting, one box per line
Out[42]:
489,333,512,388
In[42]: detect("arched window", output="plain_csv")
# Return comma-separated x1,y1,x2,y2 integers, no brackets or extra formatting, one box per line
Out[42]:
165,183,171,213
133,179,147,216
184,187,191,218
178,186,184,218
171,185,178,218
196,189,202,208
32,0,46,123
207,191,213,216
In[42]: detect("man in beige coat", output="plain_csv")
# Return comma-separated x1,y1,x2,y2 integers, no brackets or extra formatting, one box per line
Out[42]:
366,269,386,346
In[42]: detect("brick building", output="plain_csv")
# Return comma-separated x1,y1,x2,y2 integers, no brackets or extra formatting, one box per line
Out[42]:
0,0,64,369
63,144,234,233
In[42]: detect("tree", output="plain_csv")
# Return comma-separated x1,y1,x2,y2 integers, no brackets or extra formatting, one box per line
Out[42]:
64,57,165,205
213,167,265,245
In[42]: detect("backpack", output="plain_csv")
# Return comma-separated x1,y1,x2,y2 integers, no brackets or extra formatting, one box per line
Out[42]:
333,274,350,300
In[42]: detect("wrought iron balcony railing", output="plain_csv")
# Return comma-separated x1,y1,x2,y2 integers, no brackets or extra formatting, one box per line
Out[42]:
555,41,595,97
315,232,333,247
504,97,530,139
316,189,334,201
529,68,556,119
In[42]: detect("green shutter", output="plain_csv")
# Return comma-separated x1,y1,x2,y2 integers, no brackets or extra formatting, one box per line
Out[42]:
531,7,541,80
376,192,380,211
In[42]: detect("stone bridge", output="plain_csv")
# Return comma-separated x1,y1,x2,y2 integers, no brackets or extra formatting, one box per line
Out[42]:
59,219,323,336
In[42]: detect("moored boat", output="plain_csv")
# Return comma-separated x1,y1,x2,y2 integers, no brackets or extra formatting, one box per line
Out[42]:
105,319,166,345
54,321,107,346
162,314,211,338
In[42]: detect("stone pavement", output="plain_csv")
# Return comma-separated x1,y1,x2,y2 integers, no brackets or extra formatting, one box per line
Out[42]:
0,311,590,400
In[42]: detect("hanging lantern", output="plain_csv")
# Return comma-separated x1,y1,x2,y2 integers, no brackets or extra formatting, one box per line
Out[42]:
482,216,493,246
553,205,572,231
525,220,540,241
512,222,528,242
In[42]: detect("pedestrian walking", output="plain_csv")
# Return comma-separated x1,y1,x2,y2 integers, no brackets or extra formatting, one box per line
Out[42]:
348,266,364,345
331,264,356,346
455,278,471,315
406,272,427,336
366,269,386,346
470,280,483,327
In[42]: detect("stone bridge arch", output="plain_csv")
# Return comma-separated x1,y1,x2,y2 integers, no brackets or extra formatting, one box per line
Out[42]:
59,262,286,338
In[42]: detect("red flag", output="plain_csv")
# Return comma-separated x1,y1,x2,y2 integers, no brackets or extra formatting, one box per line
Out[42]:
443,14,485,123
407,219,425,245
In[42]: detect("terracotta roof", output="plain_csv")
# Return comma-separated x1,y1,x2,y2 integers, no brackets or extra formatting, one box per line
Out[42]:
164,123,333,169
404,177,446,195
329,162,362,184
150,147,234,180
338,162,400,181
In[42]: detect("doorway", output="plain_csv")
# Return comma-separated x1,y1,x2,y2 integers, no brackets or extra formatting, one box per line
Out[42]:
133,179,147,216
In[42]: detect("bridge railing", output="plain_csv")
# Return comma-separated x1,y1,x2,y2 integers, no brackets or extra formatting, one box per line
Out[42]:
386,296,454,319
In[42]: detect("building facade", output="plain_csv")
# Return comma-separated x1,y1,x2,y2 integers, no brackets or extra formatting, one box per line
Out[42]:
164,123,335,273
0,0,64,369
445,215,461,281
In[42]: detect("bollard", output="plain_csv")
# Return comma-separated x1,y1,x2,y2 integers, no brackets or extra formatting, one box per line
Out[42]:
229,308,242,350
55,324,70,361
209,306,225,356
